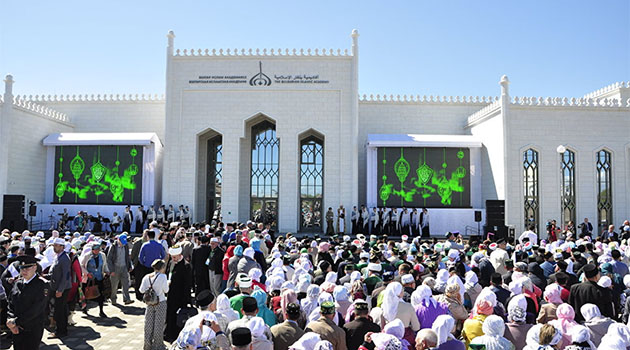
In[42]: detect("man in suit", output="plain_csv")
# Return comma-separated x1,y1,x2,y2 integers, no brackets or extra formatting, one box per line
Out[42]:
191,235,211,295
134,206,144,233
122,206,133,233
48,238,72,338
343,299,381,350
270,303,305,350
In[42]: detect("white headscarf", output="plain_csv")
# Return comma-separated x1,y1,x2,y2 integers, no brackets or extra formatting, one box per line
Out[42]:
432,314,456,346
243,247,255,259
435,269,449,291
465,270,479,288
215,294,239,323
599,323,630,350
384,319,405,339
469,315,513,350
473,287,497,312
447,274,465,301
580,303,601,322
333,286,349,302
290,332,322,350
569,325,596,350
507,294,527,323
249,268,262,282
415,285,437,308
247,317,267,338
508,279,523,295
371,333,402,350
301,284,321,317
382,282,403,321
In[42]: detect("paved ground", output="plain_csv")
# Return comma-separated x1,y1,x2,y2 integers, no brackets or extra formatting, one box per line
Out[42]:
1,291,156,350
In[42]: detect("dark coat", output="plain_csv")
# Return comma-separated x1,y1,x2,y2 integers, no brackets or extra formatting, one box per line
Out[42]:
191,244,211,292
569,280,614,322
8,275,49,329
343,317,381,350
165,259,193,342
49,251,71,293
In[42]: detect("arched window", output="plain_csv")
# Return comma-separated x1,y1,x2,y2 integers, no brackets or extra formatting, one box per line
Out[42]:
206,136,222,221
251,120,279,228
596,149,612,234
299,136,324,232
560,149,576,227
523,149,539,232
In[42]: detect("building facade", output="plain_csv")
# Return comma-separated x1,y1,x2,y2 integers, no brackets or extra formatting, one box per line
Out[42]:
0,30,628,235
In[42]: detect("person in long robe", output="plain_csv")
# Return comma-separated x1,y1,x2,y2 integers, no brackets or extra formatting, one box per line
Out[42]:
336,206,345,234
164,245,193,343
351,207,358,235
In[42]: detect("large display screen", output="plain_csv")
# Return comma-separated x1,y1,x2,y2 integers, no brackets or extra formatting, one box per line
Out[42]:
53,145,143,204
377,147,470,208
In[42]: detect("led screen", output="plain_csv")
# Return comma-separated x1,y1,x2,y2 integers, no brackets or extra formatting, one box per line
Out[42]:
377,147,470,208
53,145,142,204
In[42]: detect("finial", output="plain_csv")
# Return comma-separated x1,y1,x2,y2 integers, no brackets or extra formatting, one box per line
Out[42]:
167,30,175,52
351,29,359,38
4,74,14,96
499,75,510,96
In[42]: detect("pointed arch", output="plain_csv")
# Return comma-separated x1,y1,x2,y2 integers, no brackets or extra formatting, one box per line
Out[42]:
523,147,540,233
249,117,279,228
298,129,325,232
595,148,612,233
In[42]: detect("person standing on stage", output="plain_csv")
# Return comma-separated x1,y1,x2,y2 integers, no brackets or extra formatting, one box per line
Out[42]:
336,205,345,234
390,208,399,235
361,206,369,234
157,205,165,225
401,208,411,236
48,238,72,338
183,206,191,226
420,208,430,238
411,208,420,237
382,208,390,235
147,205,156,227
369,207,376,234
135,206,145,234
325,208,335,235
6,255,48,350
351,206,358,235
123,206,133,233
167,205,175,225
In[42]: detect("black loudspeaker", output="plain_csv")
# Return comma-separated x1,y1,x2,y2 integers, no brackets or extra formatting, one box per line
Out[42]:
484,225,508,241
1,195,27,232
485,200,505,226
474,210,482,222
28,201,37,217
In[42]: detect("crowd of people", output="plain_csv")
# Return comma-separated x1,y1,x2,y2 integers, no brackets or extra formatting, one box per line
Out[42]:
1,216,630,350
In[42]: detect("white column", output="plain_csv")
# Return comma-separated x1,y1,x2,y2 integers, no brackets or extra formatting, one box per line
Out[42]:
0,75,14,221
350,30,360,207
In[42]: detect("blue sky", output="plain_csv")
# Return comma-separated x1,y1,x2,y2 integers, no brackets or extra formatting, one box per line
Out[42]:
1,1,628,98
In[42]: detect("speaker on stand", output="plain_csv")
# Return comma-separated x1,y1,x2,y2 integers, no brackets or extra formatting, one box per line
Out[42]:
485,200,507,242
28,201,37,231
1,195,27,232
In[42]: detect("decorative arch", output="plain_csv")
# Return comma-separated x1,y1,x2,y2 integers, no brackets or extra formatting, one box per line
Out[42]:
249,118,279,228
560,147,577,227
297,129,325,232
595,148,612,234
196,128,222,222
523,148,540,233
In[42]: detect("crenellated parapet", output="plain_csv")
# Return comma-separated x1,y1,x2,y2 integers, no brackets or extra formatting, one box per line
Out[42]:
582,81,630,99
12,96,69,123
13,93,166,103
510,95,630,108
359,94,497,104
173,47,351,58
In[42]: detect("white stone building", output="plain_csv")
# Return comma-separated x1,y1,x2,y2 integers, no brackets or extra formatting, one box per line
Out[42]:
0,30,628,237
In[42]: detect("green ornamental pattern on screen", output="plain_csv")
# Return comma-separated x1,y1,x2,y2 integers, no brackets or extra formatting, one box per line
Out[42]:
55,145,142,204
378,147,469,207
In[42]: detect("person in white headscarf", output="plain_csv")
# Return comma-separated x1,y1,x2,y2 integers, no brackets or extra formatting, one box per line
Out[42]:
332,285,351,318
313,340,334,350
289,332,322,350
171,311,231,350
434,270,449,293
370,282,419,335
523,324,563,350
537,283,563,323
370,333,403,350
503,295,531,350
214,294,239,324
469,315,515,350
414,285,449,329
580,303,614,348
447,274,465,302
598,323,630,350
464,270,482,308
302,285,321,319
308,292,341,325
320,272,338,293
431,314,465,350
249,317,273,350
435,283,468,336
564,325,596,350
384,319,412,350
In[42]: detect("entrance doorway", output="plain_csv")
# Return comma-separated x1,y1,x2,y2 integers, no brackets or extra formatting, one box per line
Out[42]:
251,198,277,228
